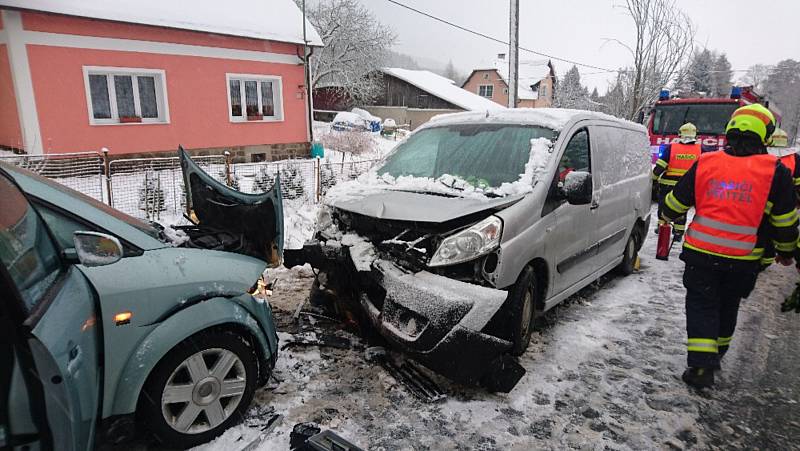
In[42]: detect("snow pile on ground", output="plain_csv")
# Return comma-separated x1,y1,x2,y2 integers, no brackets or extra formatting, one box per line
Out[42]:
282,202,319,250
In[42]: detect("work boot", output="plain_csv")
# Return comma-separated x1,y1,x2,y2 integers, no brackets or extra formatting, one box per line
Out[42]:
673,231,684,243
682,367,714,388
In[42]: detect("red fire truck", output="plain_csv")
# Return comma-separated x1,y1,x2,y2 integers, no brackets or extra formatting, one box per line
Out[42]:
646,86,781,163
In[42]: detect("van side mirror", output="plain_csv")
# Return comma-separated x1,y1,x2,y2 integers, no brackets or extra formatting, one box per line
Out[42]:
72,231,123,267
564,171,593,205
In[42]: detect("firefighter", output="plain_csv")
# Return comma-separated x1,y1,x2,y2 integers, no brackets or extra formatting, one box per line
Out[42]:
652,122,704,241
761,128,800,269
660,104,799,388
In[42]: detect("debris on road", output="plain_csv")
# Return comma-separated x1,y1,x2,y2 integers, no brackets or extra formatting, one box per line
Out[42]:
289,423,365,451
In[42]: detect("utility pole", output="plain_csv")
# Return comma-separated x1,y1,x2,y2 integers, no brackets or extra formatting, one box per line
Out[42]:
507,0,519,108
302,0,315,142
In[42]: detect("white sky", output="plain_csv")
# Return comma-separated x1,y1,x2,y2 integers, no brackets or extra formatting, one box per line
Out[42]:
358,0,800,93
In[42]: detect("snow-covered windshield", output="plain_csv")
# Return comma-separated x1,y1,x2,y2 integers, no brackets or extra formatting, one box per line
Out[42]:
377,123,556,189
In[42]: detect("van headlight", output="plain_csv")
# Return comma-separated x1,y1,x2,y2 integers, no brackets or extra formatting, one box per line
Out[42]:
429,216,502,267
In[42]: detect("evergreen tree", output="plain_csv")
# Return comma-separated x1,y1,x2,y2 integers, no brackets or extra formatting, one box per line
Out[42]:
710,53,733,97
443,60,461,84
688,48,714,93
554,65,590,110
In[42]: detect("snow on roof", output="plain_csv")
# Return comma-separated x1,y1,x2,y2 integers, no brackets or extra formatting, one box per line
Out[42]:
426,108,642,132
0,0,323,46
382,68,505,112
473,58,554,100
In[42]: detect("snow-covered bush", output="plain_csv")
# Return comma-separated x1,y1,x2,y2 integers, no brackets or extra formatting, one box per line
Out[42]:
253,164,306,199
138,170,165,218
320,131,376,159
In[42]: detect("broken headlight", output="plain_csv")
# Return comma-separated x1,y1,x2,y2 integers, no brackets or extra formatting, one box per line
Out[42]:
315,204,336,238
428,216,502,267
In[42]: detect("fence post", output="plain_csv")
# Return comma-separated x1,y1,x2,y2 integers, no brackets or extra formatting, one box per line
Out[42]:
224,151,232,187
102,147,113,206
315,157,321,203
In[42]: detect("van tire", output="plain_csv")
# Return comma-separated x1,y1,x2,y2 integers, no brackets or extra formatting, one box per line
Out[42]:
617,230,640,276
139,331,259,449
508,266,538,356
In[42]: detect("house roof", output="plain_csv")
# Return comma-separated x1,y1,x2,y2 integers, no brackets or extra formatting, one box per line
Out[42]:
465,59,555,101
0,0,323,46
382,67,505,111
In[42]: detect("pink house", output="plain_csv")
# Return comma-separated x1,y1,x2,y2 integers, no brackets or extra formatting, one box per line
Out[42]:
0,0,322,161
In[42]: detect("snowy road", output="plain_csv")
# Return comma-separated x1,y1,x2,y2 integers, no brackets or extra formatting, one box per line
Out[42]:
185,207,800,451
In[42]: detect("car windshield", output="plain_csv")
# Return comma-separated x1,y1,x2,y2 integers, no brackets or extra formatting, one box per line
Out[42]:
377,123,556,188
651,103,739,136
3,163,162,240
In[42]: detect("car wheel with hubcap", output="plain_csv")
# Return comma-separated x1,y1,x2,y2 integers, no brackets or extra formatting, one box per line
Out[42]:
140,331,259,448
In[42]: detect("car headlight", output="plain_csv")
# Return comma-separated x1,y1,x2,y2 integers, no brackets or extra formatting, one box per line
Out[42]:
428,216,502,267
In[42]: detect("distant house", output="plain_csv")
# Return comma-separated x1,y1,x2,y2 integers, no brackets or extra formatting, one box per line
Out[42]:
360,67,503,129
0,0,322,161
462,56,556,108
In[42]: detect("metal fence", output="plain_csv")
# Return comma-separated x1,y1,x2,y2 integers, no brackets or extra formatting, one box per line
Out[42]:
1,149,379,222
0,151,105,201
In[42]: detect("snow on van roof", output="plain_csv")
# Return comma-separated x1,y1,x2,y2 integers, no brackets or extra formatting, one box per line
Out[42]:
382,68,505,112
0,0,323,46
426,108,643,132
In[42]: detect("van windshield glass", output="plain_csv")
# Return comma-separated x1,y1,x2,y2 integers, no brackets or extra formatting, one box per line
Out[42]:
652,103,739,136
377,124,556,188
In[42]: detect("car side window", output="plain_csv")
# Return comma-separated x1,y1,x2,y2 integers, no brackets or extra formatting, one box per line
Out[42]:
34,201,95,250
0,175,62,313
558,128,591,181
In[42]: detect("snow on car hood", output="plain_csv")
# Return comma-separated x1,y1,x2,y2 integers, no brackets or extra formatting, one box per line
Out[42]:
330,189,523,223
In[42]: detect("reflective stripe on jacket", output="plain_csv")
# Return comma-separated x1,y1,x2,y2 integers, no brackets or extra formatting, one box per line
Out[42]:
686,151,777,258
665,142,702,178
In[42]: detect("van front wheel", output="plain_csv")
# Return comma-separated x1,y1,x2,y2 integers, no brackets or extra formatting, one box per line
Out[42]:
617,230,639,276
507,266,539,356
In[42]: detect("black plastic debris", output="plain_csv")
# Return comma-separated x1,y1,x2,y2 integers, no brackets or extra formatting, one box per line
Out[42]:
479,354,526,393
290,423,364,451
379,356,446,403
281,332,352,350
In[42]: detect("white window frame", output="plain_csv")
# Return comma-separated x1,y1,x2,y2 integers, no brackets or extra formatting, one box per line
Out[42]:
226,73,284,123
478,84,494,98
82,66,170,126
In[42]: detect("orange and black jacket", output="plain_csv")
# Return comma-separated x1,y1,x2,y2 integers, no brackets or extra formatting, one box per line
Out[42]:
652,142,714,187
661,148,799,272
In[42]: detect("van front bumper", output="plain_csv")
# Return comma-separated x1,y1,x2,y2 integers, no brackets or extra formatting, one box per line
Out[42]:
287,240,521,387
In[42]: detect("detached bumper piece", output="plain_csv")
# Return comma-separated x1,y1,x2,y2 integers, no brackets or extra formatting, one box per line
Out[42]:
295,239,526,391
290,423,364,451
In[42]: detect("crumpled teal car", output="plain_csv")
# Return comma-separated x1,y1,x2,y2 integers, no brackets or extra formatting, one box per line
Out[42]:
1,149,282,449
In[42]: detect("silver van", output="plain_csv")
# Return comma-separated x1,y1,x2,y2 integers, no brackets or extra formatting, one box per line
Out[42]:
287,109,651,389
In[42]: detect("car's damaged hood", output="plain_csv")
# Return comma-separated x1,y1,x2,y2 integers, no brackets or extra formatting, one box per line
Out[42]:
330,189,524,223
179,147,283,264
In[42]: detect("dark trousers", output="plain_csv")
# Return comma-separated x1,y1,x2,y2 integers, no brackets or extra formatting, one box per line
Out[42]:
658,184,687,232
683,264,758,369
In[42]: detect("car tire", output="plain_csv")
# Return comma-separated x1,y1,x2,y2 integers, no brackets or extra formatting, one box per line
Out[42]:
617,229,640,276
508,266,538,356
139,331,259,449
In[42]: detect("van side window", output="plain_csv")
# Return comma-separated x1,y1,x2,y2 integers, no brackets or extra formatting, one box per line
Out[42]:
558,128,590,182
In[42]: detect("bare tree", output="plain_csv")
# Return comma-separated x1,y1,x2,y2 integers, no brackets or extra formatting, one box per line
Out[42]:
739,64,773,93
609,0,695,120
300,0,396,104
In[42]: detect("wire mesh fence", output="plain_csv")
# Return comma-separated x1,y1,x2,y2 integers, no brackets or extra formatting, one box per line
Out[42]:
1,150,381,222
108,155,226,221
0,151,105,201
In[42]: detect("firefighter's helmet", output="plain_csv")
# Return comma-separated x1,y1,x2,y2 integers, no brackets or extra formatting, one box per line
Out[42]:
726,104,776,144
768,128,789,148
678,122,697,140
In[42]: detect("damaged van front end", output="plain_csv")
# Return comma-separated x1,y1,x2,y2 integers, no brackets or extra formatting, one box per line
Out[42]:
287,195,527,391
